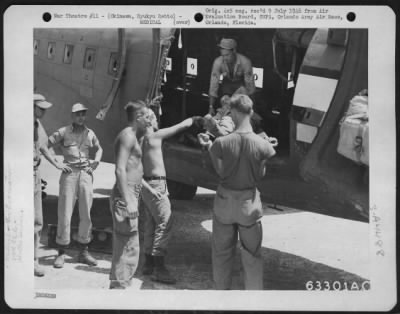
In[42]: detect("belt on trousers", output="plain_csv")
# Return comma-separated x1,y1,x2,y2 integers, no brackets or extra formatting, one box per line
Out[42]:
143,176,166,181
68,163,90,170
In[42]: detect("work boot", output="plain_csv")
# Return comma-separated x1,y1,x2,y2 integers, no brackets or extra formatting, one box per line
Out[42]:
34,260,45,277
142,254,154,275
53,252,65,268
78,246,98,266
151,256,176,284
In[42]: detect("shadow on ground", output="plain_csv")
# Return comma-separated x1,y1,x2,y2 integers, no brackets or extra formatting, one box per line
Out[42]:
93,188,112,196
139,199,369,290
41,191,368,290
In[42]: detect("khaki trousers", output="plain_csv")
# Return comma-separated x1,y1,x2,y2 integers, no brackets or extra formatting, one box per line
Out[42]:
109,184,141,289
141,179,173,256
34,168,43,260
56,168,93,246
212,185,264,290
212,216,263,290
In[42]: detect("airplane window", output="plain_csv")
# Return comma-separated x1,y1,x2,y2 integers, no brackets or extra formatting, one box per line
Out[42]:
63,44,74,64
34,40,39,55
108,52,119,76
84,48,96,70
47,42,56,59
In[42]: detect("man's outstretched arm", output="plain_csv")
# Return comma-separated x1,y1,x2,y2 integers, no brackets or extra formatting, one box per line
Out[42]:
153,117,195,140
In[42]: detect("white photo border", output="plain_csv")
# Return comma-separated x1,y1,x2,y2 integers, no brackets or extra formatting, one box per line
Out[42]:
3,5,397,311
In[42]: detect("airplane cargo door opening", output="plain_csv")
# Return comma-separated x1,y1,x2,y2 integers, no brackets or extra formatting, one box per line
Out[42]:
160,28,313,157
160,28,368,219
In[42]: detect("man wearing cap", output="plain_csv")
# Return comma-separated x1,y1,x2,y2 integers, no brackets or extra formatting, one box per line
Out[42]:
48,103,103,268
34,94,69,276
208,38,256,115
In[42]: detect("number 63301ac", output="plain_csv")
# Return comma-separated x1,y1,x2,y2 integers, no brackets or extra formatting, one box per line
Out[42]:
306,280,370,291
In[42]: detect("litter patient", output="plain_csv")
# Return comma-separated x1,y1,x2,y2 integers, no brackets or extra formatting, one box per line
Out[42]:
179,95,278,148
177,95,233,147
202,95,235,139
199,95,279,147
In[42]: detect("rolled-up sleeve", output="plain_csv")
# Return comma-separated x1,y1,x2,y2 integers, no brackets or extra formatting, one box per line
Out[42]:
48,128,65,146
209,137,223,159
209,58,222,98
261,141,276,159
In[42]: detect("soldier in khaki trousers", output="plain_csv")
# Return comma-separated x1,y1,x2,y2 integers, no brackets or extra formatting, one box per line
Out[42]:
199,94,276,289
48,103,103,269
34,94,67,276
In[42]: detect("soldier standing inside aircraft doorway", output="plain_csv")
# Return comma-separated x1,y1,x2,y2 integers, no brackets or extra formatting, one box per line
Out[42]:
208,38,256,115
48,103,103,269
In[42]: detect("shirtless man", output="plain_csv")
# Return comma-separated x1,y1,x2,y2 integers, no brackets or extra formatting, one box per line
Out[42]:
109,101,153,289
140,110,198,284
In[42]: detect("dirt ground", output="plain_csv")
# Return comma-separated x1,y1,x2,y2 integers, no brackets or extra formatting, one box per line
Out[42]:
35,188,369,291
